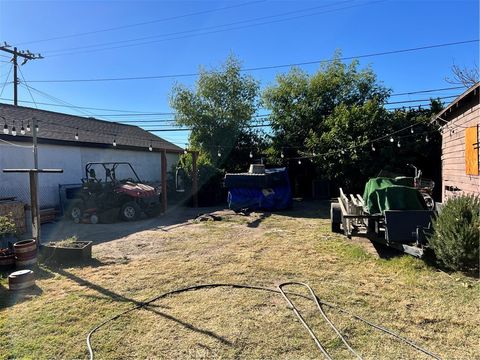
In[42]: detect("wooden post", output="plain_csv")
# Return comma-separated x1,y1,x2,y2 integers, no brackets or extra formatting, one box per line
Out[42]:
192,151,199,208
29,171,40,246
161,149,167,213
3,169,63,248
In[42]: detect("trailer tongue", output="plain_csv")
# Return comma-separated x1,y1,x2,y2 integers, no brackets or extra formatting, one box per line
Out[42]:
331,176,436,257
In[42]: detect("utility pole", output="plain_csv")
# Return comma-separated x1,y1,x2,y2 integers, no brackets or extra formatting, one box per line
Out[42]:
0,42,43,106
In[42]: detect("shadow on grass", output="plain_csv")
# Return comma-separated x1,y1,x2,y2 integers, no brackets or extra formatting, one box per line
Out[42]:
48,266,233,346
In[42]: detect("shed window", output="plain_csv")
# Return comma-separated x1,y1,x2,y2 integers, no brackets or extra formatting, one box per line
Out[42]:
465,125,479,175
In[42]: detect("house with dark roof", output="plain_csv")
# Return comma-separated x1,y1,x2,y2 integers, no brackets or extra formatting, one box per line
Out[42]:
0,103,183,208
434,82,479,202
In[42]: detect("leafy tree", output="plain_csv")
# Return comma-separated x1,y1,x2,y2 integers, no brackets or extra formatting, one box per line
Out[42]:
263,53,390,164
171,55,263,172
263,53,443,194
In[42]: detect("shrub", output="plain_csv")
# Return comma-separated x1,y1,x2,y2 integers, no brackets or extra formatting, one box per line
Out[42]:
429,195,480,271
0,213,18,238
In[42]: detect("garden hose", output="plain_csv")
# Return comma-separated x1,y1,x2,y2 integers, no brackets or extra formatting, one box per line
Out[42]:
86,282,442,360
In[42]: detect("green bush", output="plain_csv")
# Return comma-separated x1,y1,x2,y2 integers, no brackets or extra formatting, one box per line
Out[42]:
0,213,18,238
429,195,480,271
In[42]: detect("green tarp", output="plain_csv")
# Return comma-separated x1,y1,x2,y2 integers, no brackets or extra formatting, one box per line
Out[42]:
362,177,427,215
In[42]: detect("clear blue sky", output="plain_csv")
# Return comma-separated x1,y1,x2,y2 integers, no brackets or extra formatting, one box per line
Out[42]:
0,0,478,148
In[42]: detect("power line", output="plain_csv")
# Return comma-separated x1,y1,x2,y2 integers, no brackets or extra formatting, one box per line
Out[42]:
16,1,265,46
0,85,464,114
27,39,479,83
43,0,361,56
389,85,466,97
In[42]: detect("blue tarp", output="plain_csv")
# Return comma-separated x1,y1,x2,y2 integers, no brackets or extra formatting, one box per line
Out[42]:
227,168,292,211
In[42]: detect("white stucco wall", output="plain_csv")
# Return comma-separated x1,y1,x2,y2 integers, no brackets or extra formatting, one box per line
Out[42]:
0,141,179,208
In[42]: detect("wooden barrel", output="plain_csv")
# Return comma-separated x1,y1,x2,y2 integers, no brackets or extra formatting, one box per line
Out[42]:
0,249,15,270
14,239,37,268
8,269,35,290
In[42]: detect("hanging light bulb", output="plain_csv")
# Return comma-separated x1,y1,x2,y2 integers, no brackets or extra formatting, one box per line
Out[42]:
280,151,284,158
249,151,253,158
20,121,25,135
113,138,117,147
312,151,316,157
75,128,79,140
389,136,394,143
11,122,16,136
298,159,302,165
411,127,414,134
341,149,345,155
26,121,31,132
425,135,429,143
149,143,153,151
35,123,39,132
217,150,221,157
397,141,401,148
3,122,8,135
371,144,376,151
184,148,188,155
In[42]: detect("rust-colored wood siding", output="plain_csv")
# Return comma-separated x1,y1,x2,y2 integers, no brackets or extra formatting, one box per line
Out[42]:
441,103,480,201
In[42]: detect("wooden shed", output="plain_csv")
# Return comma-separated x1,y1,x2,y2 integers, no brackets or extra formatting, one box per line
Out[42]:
435,82,479,202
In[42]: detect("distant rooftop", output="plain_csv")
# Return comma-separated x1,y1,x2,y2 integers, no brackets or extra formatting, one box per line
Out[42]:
0,103,183,153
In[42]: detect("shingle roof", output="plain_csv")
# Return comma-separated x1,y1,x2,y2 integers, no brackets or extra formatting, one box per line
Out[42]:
0,103,183,153
434,82,480,123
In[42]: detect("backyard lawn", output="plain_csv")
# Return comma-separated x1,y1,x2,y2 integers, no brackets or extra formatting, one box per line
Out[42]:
1,201,478,359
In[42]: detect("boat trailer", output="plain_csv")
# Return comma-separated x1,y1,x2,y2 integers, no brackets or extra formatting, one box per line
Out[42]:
331,188,435,257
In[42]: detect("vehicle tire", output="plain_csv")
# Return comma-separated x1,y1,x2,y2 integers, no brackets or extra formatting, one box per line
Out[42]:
68,199,84,220
330,202,342,233
120,201,141,221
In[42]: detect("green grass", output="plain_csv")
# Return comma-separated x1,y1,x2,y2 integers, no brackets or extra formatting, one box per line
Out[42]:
1,202,479,359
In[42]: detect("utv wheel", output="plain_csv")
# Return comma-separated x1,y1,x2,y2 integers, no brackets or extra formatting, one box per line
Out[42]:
120,202,140,221
69,199,84,220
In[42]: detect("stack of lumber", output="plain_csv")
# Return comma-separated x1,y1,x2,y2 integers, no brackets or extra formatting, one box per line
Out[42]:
40,208,57,224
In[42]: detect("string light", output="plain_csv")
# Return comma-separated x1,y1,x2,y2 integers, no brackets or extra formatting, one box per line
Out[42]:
217,146,221,157
425,135,429,143
26,121,31,132
298,159,302,165
371,144,376,151
3,122,8,135
312,151,316,157
184,146,188,155
149,143,153,151
75,128,79,140
280,151,284,158
389,136,394,143
20,121,25,135
411,127,414,134
11,122,16,136
397,141,401,148
113,138,117,147
249,151,253,158
341,149,345,155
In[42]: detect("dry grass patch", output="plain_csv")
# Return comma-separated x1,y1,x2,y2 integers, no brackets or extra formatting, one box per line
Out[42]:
1,202,479,359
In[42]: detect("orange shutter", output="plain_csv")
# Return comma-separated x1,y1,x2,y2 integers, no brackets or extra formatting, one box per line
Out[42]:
465,126,479,175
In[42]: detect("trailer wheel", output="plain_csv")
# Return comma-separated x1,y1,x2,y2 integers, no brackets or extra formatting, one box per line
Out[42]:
330,203,342,233
120,202,141,221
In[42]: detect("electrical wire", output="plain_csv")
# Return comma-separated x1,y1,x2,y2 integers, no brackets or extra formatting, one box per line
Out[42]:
44,0,355,54
0,64,13,97
85,282,441,360
18,67,38,109
44,1,377,57
16,1,265,46
27,39,479,83
0,85,465,114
